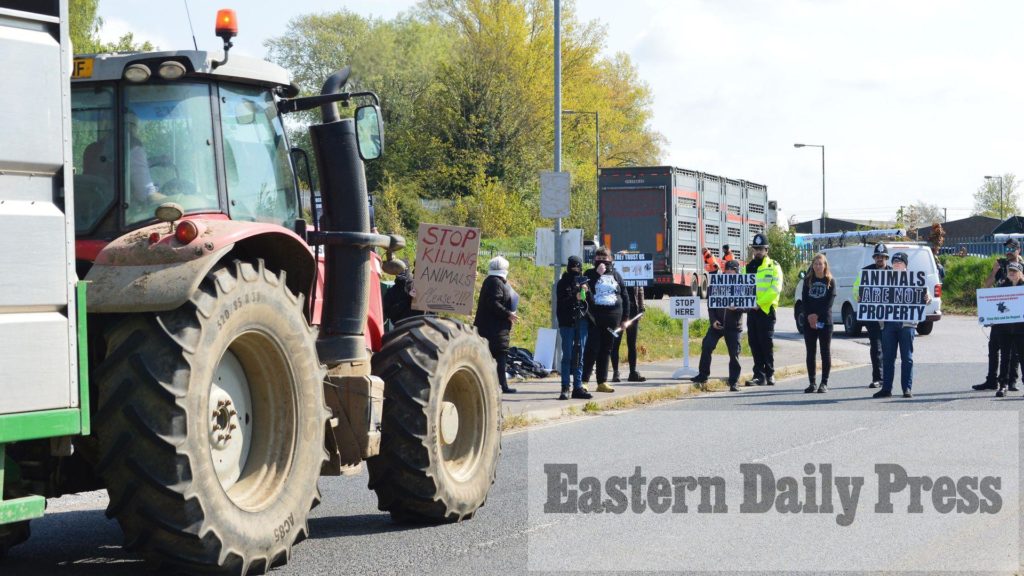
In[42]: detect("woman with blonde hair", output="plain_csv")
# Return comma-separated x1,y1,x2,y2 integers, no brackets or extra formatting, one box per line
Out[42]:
803,253,836,393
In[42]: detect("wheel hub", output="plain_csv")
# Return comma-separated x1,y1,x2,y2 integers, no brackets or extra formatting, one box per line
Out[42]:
208,351,253,489
440,401,460,445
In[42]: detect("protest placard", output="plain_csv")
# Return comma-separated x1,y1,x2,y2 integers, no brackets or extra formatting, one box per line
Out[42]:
707,273,757,309
412,223,481,315
616,253,654,287
669,296,700,319
855,269,928,322
977,285,1024,326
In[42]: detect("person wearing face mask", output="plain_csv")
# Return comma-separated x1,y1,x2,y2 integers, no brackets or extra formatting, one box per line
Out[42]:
873,252,931,399
855,243,891,389
994,261,1024,398
556,255,594,400
802,253,836,394
973,239,1022,391
693,259,745,391
581,247,630,393
745,233,783,386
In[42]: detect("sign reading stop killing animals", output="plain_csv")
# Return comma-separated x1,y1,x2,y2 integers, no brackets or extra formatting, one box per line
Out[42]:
412,223,481,315
855,270,928,323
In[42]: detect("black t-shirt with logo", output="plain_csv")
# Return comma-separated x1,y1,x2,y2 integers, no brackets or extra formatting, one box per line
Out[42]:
802,275,836,327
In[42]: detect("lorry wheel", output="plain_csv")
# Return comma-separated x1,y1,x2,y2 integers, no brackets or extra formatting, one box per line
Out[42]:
367,316,501,523
794,302,806,335
93,260,327,575
842,304,863,337
916,321,934,336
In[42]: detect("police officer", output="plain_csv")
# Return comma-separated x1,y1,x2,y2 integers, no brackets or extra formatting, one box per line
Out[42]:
974,239,1022,391
745,233,783,386
858,243,891,388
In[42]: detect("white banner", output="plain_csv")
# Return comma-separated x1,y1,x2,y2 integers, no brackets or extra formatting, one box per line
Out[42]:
617,253,654,287
977,285,1024,326
708,273,756,309
669,296,701,319
855,270,928,323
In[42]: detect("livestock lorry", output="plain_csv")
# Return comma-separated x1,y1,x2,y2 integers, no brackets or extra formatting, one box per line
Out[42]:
0,2,501,573
598,166,771,298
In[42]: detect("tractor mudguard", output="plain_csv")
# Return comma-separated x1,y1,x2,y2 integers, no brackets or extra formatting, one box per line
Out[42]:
85,219,315,313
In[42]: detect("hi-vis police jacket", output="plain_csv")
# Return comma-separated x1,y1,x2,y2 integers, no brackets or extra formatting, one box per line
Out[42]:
754,256,783,314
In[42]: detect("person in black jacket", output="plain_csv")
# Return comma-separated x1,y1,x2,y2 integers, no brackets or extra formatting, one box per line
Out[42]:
802,253,837,393
694,259,745,391
995,261,1024,398
974,239,1022,391
862,243,891,388
581,247,630,393
555,255,594,400
473,256,517,394
382,267,424,327
611,283,646,382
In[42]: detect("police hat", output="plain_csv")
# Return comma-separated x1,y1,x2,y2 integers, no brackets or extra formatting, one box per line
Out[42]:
891,252,909,265
873,243,889,258
1005,239,1020,252
750,233,769,248
725,259,741,271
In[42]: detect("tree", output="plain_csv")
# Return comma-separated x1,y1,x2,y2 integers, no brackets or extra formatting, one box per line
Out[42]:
896,201,943,239
973,174,1020,219
69,0,155,53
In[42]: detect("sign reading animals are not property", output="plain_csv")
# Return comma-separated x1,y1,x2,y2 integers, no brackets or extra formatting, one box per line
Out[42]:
708,274,757,309
855,269,928,322
412,223,481,315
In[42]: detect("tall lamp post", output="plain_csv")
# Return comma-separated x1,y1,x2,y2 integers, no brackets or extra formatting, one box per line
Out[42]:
985,175,1005,220
563,109,600,235
794,143,825,233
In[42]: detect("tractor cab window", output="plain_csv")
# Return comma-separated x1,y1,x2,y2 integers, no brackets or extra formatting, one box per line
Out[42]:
122,83,219,226
219,84,297,226
71,85,117,234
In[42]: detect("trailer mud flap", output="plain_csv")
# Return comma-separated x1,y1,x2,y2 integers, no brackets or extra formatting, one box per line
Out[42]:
321,370,383,476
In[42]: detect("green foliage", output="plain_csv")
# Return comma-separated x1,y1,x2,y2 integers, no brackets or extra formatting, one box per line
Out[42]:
69,0,155,53
973,174,1019,218
766,225,800,275
941,256,994,313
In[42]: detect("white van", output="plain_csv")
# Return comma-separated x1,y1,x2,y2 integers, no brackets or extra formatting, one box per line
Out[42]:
794,243,942,336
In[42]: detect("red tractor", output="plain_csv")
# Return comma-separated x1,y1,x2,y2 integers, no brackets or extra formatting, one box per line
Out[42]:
2,9,501,574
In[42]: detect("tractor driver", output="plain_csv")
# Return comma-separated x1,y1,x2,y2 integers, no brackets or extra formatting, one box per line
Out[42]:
124,111,166,207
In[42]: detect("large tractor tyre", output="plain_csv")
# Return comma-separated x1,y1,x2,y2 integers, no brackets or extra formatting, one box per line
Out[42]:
93,260,327,575
367,316,501,523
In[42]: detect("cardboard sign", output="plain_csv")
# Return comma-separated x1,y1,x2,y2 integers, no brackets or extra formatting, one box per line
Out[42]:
617,253,654,287
977,285,1024,326
855,270,928,322
669,296,701,319
707,273,757,309
412,223,481,315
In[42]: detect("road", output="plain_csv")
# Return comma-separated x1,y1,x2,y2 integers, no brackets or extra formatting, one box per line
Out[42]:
3,311,1011,575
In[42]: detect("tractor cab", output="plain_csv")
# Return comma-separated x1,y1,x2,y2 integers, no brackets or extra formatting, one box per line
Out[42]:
70,49,301,244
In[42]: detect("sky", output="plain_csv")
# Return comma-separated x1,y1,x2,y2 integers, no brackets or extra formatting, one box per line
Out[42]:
97,0,1024,225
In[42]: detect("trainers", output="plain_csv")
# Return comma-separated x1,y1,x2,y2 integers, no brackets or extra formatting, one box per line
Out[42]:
748,377,764,387
766,377,776,386
996,387,1006,398
872,389,892,399
744,378,756,387
1009,384,1020,392
559,388,570,401
972,381,997,391
571,387,593,400
817,383,828,393
692,376,708,385
868,381,880,389
612,371,621,383
804,383,817,394
729,383,739,392
627,371,646,382
902,390,913,398
596,382,615,393
502,386,517,394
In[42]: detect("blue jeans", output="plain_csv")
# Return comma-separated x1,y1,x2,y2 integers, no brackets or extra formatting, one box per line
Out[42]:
881,324,915,392
559,321,589,389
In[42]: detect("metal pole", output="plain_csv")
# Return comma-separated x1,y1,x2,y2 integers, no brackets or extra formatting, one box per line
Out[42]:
552,0,562,334
595,111,600,242
1000,178,1005,220
821,145,826,234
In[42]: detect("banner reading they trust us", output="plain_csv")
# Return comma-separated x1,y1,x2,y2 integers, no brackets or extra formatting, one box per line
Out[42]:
856,269,928,323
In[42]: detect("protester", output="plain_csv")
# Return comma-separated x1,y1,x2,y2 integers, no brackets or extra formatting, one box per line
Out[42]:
802,253,836,394
473,256,518,394
994,261,1024,397
694,259,745,391
610,281,646,382
555,255,593,400
745,233,783,386
382,265,424,326
581,247,630,393
858,243,891,388
974,239,1022,391
873,252,930,399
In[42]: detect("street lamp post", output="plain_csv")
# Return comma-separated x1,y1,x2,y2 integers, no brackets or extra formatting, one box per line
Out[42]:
985,175,1005,220
563,109,600,236
794,143,826,234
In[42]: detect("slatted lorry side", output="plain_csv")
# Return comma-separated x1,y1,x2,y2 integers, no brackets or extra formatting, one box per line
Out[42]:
599,166,770,298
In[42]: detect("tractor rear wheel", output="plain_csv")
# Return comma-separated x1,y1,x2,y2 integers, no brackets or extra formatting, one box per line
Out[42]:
367,316,501,522
93,260,327,575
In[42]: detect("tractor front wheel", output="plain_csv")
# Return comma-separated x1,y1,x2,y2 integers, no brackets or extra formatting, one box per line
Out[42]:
368,316,501,522
93,260,327,575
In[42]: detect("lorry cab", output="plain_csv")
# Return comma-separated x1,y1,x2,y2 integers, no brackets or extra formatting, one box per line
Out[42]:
70,50,301,255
